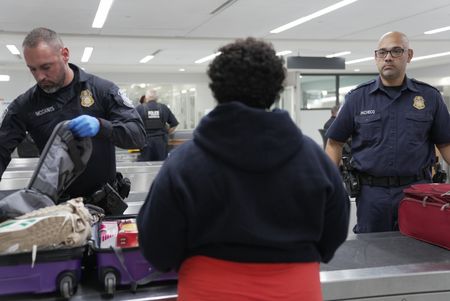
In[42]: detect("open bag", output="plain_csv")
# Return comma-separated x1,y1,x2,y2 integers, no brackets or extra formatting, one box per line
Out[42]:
0,121,92,222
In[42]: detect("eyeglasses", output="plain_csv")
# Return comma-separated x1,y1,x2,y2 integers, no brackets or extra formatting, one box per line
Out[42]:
374,47,407,58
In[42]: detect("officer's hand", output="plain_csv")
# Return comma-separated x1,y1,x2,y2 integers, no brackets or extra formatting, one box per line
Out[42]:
69,115,100,137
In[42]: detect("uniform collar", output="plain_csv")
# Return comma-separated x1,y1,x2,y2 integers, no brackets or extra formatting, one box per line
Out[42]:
69,63,88,82
369,76,419,94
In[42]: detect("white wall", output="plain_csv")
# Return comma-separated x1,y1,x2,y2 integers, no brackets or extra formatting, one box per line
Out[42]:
0,70,35,102
194,83,216,124
298,109,330,147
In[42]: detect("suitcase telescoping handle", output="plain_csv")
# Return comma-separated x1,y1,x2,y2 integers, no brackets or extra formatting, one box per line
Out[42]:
110,245,165,292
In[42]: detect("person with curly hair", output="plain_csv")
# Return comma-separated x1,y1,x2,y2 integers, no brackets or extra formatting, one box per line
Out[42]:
137,37,349,301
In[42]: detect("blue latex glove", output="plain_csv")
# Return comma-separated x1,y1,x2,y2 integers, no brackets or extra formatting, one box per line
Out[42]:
69,115,100,137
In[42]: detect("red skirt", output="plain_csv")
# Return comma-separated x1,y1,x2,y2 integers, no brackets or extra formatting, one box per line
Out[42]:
177,256,323,301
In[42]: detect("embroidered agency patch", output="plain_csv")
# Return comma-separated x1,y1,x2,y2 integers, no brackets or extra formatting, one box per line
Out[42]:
118,89,134,108
0,107,8,128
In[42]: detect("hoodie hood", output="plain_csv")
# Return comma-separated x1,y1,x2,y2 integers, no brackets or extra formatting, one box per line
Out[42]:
193,101,303,172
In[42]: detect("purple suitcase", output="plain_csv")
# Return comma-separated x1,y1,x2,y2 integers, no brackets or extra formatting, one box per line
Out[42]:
93,216,177,295
0,246,85,299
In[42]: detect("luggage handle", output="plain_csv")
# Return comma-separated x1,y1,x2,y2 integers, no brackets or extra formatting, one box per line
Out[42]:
421,195,448,207
110,246,164,292
110,246,138,292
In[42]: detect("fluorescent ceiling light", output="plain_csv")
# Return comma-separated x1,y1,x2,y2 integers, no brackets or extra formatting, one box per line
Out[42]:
6,44,20,55
345,57,373,65
179,68,185,72
354,69,360,72
270,0,359,34
412,51,450,62
0,75,10,81
424,26,450,35
139,55,154,63
276,50,292,56
195,52,221,64
326,51,351,58
81,47,94,63
92,0,114,28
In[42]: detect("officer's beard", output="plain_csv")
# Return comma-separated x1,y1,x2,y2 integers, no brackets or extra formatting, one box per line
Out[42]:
38,71,66,94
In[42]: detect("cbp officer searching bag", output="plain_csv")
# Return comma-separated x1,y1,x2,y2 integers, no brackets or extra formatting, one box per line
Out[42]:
0,121,92,222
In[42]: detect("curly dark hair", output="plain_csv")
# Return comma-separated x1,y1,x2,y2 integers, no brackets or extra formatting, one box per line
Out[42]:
207,37,285,109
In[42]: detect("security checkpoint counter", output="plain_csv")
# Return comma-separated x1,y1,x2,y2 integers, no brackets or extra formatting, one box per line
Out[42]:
4,231,450,301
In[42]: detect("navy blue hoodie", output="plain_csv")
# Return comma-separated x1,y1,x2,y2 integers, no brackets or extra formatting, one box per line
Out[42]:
138,101,349,272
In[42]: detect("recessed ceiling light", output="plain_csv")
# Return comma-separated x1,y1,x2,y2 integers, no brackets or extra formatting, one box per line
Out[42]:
276,50,292,56
0,75,10,81
92,0,114,28
270,0,359,34
6,45,20,55
326,51,351,58
411,51,450,61
179,68,185,72
195,52,221,64
424,26,450,35
139,55,155,63
345,57,373,65
81,47,93,63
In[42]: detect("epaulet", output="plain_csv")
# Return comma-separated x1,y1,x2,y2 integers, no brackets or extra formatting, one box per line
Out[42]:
411,78,440,92
347,79,376,95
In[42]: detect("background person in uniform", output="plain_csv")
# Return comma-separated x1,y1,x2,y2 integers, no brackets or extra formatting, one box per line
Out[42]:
138,94,145,104
323,105,340,131
0,27,145,202
326,31,450,233
137,38,349,301
136,89,178,161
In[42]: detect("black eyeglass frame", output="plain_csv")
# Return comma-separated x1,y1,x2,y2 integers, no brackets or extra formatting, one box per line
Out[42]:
374,47,407,58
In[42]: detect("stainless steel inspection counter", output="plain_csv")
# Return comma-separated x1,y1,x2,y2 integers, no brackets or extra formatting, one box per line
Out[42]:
5,231,449,301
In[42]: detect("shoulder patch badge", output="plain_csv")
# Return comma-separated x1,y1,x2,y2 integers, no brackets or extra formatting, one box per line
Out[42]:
413,95,425,110
80,89,95,107
0,107,8,128
118,89,134,108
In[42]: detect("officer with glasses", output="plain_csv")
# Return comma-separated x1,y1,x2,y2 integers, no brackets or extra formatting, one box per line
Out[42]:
325,31,450,233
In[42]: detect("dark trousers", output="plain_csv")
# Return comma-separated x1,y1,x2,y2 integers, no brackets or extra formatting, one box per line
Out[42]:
138,135,168,161
353,179,429,233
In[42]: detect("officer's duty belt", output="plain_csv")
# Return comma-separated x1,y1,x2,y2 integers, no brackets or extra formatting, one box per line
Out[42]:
359,172,428,187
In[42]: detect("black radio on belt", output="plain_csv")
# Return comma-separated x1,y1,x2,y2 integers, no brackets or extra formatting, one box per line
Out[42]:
340,156,360,198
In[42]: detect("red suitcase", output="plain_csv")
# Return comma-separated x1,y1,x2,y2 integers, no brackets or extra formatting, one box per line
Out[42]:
399,183,450,250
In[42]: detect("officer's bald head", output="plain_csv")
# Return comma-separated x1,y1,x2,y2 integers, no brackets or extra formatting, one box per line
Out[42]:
22,27,64,51
378,31,410,49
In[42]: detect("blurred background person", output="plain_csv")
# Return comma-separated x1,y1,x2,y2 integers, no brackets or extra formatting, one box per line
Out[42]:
136,89,178,161
324,105,340,132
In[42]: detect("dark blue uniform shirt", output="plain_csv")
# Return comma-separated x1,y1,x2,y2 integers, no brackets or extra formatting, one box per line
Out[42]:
327,76,450,177
136,100,179,136
0,64,145,198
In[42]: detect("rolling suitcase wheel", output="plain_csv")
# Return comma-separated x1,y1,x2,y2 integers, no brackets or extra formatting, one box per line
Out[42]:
58,271,77,299
103,270,117,295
